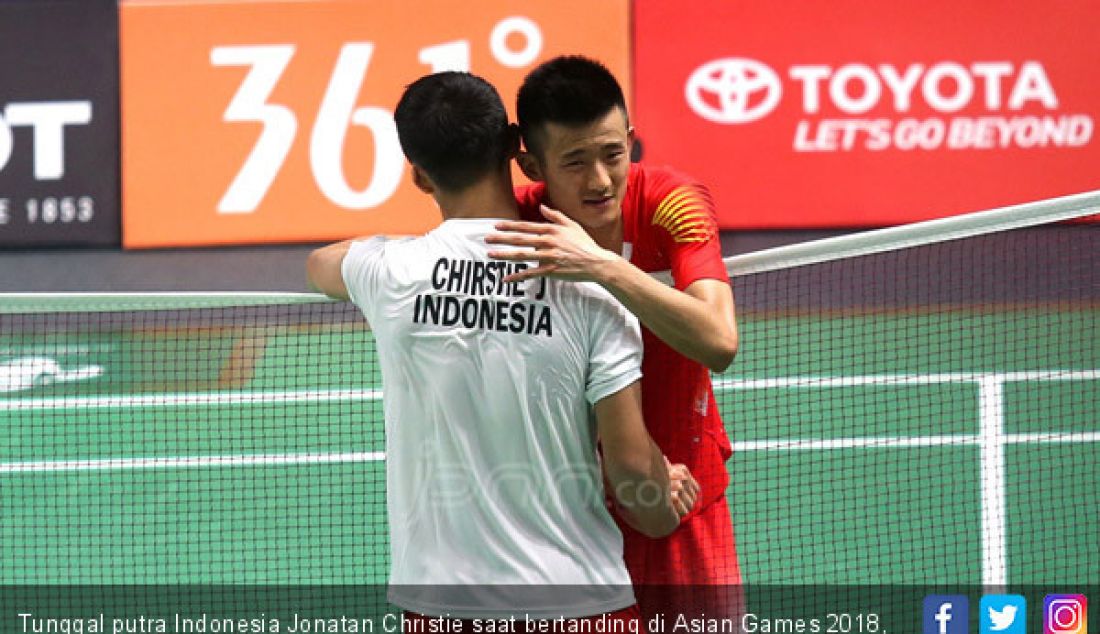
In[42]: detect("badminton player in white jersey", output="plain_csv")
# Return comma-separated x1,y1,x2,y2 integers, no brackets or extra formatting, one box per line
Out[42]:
307,72,694,625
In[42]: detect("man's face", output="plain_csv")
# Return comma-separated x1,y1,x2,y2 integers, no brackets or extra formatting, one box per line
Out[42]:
524,107,633,234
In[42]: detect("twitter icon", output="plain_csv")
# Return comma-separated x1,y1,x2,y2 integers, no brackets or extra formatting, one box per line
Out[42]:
981,595,1026,634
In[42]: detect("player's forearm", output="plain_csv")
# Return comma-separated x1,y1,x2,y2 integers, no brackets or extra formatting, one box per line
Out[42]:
596,385,680,537
604,439,679,538
306,240,354,300
596,257,738,372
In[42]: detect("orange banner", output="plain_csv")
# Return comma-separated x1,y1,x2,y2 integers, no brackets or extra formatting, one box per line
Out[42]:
120,0,630,248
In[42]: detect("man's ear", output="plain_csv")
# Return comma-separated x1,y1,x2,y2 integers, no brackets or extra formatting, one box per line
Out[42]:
505,124,521,159
516,151,544,183
410,165,434,194
627,126,644,163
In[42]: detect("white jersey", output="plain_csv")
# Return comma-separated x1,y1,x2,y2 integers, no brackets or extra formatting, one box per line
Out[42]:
342,218,642,618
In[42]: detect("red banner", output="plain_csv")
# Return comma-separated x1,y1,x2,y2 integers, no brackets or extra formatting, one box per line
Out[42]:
633,0,1100,228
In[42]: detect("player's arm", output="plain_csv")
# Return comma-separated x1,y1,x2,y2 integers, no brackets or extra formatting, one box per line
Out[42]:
487,207,738,372
598,258,737,373
595,381,682,538
306,240,355,300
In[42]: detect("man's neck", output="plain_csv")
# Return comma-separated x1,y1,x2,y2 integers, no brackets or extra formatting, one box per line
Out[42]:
588,221,624,255
437,174,519,221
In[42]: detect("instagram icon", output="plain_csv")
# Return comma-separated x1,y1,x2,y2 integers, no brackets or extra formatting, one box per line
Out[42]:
1045,595,1088,634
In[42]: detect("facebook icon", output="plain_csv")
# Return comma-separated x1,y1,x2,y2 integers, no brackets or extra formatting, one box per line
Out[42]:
924,595,970,634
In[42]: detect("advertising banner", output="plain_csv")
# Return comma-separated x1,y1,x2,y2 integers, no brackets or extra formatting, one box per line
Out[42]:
633,0,1100,228
120,0,630,248
0,0,120,247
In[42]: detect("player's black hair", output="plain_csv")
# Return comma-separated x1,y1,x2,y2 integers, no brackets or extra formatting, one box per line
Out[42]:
394,71,515,192
516,55,628,157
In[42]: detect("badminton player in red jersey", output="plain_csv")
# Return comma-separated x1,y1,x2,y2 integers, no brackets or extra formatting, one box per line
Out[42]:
487,56,741,620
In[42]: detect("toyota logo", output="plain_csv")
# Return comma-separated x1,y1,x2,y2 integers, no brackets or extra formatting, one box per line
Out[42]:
685,58,782,124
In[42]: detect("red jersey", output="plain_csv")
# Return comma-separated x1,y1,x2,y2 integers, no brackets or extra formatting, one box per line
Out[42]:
516,163,733,511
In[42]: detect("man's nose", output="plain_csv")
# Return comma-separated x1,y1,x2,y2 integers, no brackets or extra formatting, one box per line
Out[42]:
587,162,612,192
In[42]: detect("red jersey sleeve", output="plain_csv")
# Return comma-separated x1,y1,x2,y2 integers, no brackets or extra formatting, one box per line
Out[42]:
644,169,728,290
513,182,547,222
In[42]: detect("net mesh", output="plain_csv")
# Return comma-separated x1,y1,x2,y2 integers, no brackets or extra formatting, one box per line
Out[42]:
1,193,1097,623
726,223,1098,586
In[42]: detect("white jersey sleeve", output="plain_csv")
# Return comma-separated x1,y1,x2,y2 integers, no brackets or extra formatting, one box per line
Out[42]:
583,288,643,405
341,236,388,318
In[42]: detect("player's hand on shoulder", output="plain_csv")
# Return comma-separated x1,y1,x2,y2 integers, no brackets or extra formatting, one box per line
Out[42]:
486,205,618,283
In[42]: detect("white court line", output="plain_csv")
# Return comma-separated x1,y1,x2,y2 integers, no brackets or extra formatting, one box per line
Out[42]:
732,436,971,450
731,433,1100,451
0,452,386,473
1010,432,1100,443
714,370,1100,390
6,434,1096,473
2,371,1094,410
979,378,1008,588
0,388,382,411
